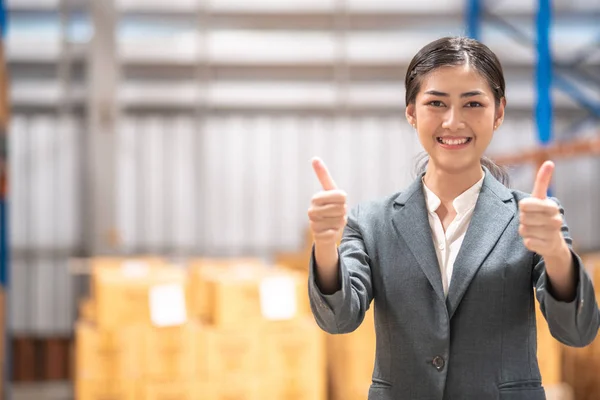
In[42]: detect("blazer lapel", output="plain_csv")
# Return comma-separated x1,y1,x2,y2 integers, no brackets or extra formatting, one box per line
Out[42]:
392,176,445,303
446,170,516,319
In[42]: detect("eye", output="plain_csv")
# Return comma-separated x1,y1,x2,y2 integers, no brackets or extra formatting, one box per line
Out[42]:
427,100,445,107
465,101,483,108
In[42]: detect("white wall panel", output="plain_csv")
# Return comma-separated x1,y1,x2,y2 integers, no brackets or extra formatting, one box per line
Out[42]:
276,117,303,250
554,157,600,252
55,116,81,249
117,113,428,255
222,116,250,252
9,114,84,335
9,257,29,334
53,259,75,336
29,116,56,249
170,116,197,251
31,258,55,334
249,117,275,252
142,116,167,249
116,116,139,251
10,116,29,249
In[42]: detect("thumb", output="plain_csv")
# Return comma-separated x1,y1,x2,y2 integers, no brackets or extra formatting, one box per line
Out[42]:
531,160,554,199
311,157,337,191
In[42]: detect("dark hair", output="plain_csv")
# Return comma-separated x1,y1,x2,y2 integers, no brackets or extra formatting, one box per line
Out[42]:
406,36,510,186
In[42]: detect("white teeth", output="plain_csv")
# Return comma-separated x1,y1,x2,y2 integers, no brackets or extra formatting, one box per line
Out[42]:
439,138,469,145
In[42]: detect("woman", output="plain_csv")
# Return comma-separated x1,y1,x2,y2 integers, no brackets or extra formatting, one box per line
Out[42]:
307,36,600,400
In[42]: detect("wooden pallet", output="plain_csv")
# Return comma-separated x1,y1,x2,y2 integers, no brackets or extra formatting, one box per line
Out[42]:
12,337,72,382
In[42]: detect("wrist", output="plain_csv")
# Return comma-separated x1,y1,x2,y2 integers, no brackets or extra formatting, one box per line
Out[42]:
544,240,571,264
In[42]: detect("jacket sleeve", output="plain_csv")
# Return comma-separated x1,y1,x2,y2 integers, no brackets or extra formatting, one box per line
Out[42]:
533,198,600,347
307,203,373,334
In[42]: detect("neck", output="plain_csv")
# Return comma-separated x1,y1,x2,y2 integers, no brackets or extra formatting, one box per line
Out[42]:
423,162,484,204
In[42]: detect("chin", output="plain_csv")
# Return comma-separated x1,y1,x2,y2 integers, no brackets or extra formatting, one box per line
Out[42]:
432,157,480,175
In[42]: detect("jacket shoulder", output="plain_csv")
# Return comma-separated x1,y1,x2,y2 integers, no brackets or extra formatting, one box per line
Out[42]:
351,192,401,222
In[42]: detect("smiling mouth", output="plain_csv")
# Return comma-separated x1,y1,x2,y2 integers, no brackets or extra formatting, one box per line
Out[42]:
436,137,473,145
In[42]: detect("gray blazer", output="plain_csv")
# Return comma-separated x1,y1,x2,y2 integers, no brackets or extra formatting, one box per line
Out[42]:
308,168,600,400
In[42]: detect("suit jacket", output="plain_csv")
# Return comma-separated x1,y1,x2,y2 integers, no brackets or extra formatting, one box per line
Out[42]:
308,168,600,400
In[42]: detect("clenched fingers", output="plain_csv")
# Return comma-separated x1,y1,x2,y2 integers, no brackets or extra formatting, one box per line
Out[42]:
310,218,347,233
308,203,347,220
518,197,559,215
519,212,563,228
518,224,558,240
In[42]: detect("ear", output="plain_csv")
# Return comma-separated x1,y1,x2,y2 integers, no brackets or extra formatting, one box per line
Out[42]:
494,97,506,130
406,104,417,128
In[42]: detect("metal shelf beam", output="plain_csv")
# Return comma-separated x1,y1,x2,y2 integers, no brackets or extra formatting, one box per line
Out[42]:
466,0,600,142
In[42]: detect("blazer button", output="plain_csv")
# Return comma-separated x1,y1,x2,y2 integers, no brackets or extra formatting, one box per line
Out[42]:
432,356,445,371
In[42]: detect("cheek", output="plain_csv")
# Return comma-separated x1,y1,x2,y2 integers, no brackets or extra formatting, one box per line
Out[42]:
472,109,496,127
415,109,440,129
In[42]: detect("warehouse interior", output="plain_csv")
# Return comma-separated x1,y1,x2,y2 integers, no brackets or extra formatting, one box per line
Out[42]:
2,0,600,399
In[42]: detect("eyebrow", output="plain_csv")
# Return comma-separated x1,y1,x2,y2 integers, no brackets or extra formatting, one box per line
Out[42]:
424,90,484,98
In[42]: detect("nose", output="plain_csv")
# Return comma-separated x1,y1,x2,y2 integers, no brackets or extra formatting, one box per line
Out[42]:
442,106,466,132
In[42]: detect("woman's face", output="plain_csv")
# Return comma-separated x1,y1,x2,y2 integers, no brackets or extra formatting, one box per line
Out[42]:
406,64,505,175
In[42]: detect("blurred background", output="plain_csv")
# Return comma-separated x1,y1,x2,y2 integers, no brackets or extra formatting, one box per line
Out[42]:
1,0,600,399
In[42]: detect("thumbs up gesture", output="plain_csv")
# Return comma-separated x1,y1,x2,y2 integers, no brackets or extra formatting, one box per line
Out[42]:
518,161,569,259
308,157,348,245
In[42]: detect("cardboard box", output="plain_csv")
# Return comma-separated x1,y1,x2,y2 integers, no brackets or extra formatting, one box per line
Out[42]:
261,319,326,399
142,381,203,400
188,259,266,322
205,379,263,400
75,323,142,380
206,268,307,328
274,252,310,272
94,267,188,329
75,379,138,400
89,257,164,296
263,319,326,379
536,306,562,385
143,322,199,380
273,267,311,318
266,379,326,400
201,326,262,380
79,298,95,323
328,308,376,400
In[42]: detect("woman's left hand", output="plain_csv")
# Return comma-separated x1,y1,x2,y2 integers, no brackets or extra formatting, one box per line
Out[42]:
518,161,570,260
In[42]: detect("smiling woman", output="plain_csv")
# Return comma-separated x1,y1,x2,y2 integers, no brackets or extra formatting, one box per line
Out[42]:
404,36,510,186
307,35,600,400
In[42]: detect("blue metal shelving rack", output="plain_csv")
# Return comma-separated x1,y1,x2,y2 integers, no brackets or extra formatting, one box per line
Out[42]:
0,0,9,398
465,0,600,150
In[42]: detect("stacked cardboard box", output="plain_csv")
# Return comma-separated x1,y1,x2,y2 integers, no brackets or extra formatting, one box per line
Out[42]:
536,304,563,386
188,260,326,400
327,308,376,400
275,232,378,400
561,254,600,400
76,258,198,399
75,257,326,400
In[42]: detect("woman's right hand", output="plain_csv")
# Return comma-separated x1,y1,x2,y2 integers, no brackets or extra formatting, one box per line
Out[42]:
309,157,348,245
308,157,347,293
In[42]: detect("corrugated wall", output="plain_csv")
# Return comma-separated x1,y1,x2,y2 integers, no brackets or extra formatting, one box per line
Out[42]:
9,114,82,335
8,112,600,334
115,113,423,256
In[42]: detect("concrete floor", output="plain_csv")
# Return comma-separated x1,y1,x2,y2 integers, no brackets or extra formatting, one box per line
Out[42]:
11,382,72,400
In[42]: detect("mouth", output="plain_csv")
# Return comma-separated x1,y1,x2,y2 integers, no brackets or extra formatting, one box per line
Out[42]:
436,137,472,148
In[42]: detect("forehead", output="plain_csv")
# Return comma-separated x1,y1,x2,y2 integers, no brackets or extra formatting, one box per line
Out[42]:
419,64,492,94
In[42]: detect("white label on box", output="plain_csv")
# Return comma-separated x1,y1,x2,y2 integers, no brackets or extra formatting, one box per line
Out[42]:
259,276,297,320
122,261,149,278
149,284,187,327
